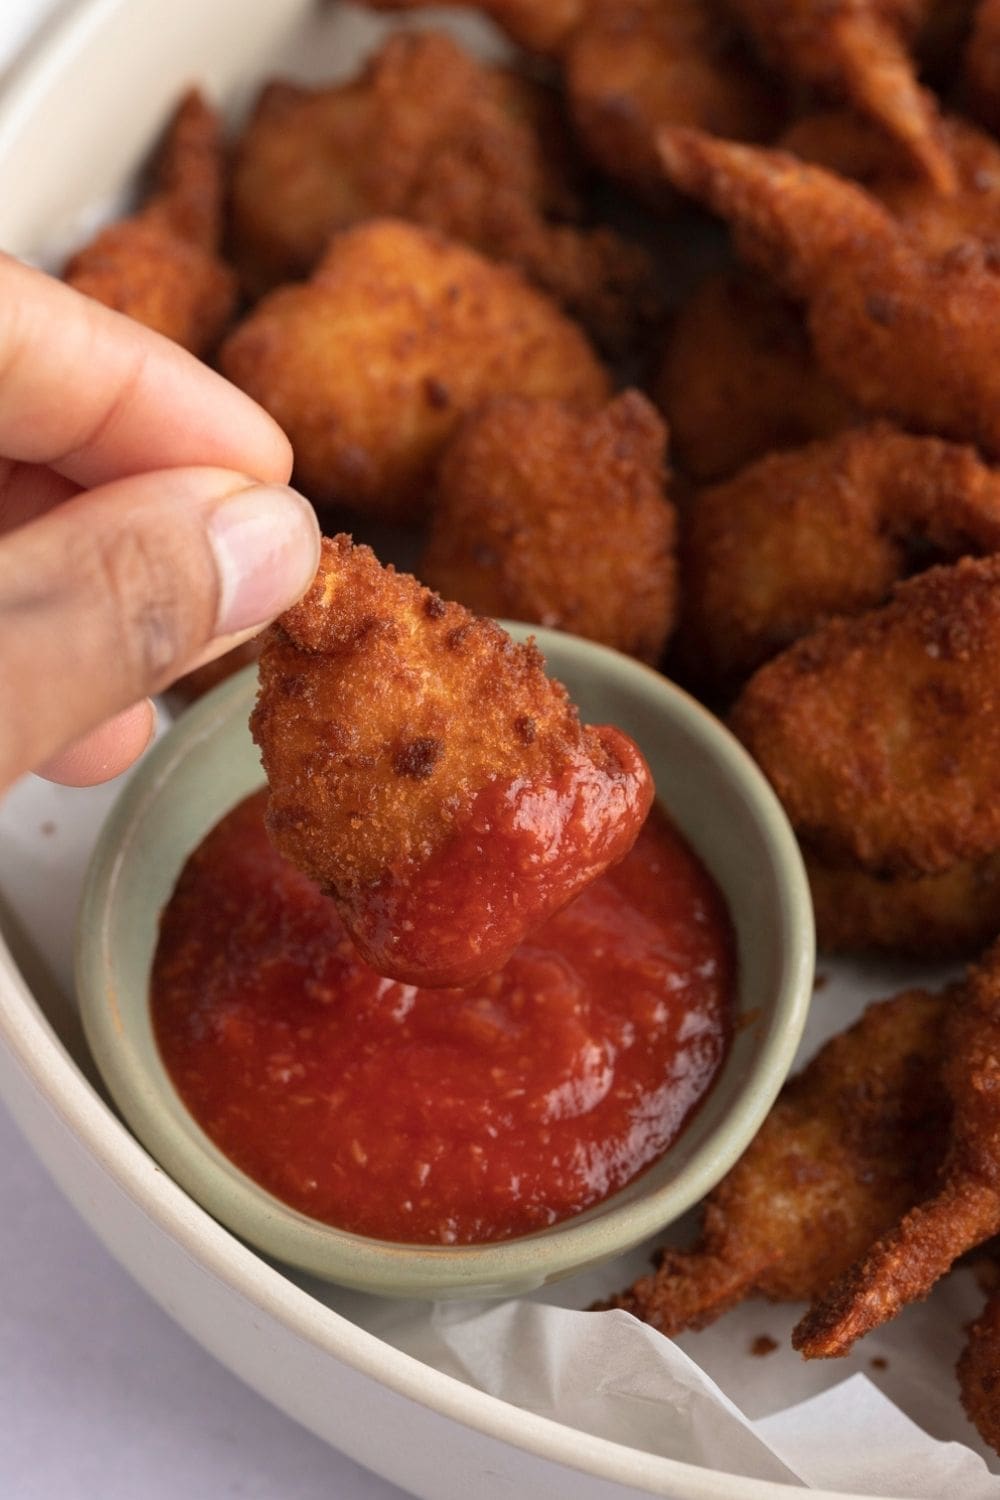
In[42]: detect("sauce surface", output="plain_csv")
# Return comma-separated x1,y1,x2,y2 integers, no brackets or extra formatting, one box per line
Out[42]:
152,790,735,1244
342,724,654,988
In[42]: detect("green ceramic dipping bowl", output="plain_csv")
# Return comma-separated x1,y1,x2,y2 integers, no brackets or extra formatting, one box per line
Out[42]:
76,625,814,1300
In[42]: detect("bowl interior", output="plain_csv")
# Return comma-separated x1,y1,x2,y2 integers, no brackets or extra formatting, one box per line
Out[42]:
76,626,813,1298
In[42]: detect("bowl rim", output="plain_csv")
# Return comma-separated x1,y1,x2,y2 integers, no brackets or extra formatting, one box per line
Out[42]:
74,626,814,1297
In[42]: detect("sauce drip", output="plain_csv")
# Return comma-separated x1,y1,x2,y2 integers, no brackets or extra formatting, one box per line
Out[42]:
152,790,735,1244
341,724,654,987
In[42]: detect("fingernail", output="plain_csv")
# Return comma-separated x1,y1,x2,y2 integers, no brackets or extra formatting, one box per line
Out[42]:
208,485,320,637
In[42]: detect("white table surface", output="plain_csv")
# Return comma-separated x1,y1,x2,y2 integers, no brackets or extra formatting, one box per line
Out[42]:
0,3,411,1495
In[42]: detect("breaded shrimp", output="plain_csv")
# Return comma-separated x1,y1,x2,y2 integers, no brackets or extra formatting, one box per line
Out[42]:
795,939,1000,1357
601,987,949,1333
565,0,781,201
677,424,1000,693
219,218,609,520
726,0,955,190
419,391,677,664
730,556,1000,877
63,91,236,355
781,109,1000,257
251,536,653,987
229,33,655,346
657,127,1000,456
806,848,1000,960
654,268,856,483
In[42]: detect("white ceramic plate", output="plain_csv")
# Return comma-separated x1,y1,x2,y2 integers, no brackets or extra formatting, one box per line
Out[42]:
0,3,885,1496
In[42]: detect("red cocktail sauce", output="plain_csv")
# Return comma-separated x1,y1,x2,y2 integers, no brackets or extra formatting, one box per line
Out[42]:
152,790,735,1245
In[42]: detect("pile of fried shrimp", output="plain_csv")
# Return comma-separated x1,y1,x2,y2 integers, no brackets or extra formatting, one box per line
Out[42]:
66,0,1000,1457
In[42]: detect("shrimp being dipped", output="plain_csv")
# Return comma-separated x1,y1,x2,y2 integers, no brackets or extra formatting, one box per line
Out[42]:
251,536,653,987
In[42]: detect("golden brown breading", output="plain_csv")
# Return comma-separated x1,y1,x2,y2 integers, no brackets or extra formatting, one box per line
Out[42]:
218,218,610,521
807,848,1000,960
676,424,1000,694
795,938,1000,1357
957,1284,1000,1457
602,988,949,1333
251,535,653,986
965,0,1000,136
730,556,1000,877
565,0,781,201
653,268,856,484
780,109,1000,258
63,91,236,356
360,0,590,56
419,391,677,664
229,33,655,347
726,0,955,189
657,127,1000,457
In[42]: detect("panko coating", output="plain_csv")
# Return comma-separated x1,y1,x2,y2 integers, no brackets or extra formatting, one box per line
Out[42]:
726,0,955,189
795,938,1000,1358
229,32,655,346
657,127,1000,457
601,987,949,1333
780,109,1000,259
654,268,856,484
63,90,236,356
730,556,1000,877
359,0,590,56
565,0,781,201
807,848,1000,960
677,423,1000,694
419,391,677,664
958,1284,1000,1457
251,535,654,987
218,218,610,520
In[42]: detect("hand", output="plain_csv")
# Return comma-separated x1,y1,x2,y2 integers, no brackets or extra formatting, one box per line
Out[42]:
0,254,320,793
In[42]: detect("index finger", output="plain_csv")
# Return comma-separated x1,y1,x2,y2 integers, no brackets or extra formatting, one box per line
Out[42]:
0,254,292,488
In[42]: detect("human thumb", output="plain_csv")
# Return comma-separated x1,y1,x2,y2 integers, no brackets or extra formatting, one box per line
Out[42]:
0,466,320,791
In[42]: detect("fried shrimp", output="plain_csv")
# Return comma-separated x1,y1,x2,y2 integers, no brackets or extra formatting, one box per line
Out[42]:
795,939,1000,1358
229,33,655,346
419,391,677,664
565,0,780,200
251,536,653,987
63,91,236,355
657,127,1000,457
654,268,856,483
219,218,609,520
730,556,1000,877
601,988,949,1333
806,848,1000,960
677,424,1000,694
726,0,955,190
780,109,1000,258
